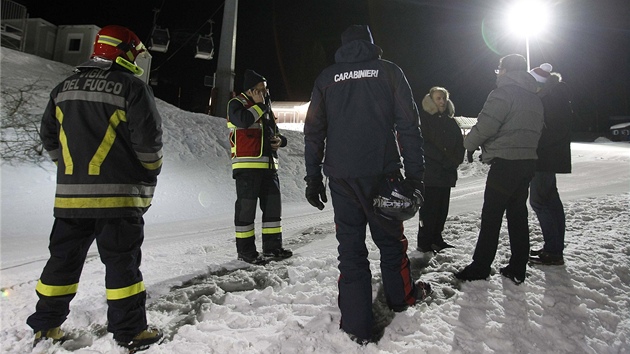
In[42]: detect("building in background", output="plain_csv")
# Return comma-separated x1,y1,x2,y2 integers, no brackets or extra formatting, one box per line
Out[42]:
1,0,150,83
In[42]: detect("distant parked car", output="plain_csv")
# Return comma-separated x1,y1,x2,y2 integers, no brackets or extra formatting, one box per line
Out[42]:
609,122,630,141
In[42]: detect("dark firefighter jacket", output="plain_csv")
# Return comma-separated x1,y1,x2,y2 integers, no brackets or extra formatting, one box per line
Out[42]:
227,93,287,172
40,66,163,218
304,39,424,180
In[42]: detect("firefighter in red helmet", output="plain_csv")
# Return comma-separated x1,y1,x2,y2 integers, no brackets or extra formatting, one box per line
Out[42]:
27,25,164,351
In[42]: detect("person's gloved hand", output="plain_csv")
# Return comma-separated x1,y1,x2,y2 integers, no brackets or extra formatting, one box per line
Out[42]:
403,178,425,209
304,175,327,210
466,150,475,163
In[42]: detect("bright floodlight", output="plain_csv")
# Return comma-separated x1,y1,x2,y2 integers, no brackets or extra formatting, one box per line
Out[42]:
506,0,549,37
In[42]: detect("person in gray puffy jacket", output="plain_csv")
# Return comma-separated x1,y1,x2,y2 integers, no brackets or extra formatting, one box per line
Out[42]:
455,54,544,285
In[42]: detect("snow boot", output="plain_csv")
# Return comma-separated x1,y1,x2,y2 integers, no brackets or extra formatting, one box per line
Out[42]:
238,252,269,265
431,241,455,252
529,251,564,266
454,263,490,282
117,326,163,352
33,327,65,347
499,266,526,285
390,280,433,312
263,247,293,260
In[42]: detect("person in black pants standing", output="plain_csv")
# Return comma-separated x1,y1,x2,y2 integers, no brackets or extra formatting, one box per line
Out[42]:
455,54,544,285
28,25,164,351
227,69,292,265
416,86,465,253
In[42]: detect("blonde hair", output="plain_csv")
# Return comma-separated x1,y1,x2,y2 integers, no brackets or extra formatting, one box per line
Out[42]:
429,86,449,101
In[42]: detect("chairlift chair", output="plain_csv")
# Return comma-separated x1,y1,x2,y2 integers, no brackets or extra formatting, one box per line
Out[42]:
195,35,214,60
149,27,170,53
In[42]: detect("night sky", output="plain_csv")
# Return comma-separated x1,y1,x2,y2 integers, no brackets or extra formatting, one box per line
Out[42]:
13,0,630,132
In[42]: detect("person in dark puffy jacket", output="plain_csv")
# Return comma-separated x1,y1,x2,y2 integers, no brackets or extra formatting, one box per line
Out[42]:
416,87,465,253
527,64,573,266
304,25,431,344
455,54,544,285
28,25,163,351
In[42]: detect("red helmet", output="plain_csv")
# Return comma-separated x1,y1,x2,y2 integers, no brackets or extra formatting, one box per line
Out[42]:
91,25,146,63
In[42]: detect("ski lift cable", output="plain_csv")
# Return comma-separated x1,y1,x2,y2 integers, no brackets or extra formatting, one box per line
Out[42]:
145,0,167,44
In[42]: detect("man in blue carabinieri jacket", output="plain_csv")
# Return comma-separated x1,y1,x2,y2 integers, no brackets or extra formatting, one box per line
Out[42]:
303,25,432,344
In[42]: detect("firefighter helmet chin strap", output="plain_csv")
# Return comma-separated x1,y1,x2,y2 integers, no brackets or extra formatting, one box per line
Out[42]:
115,56,144,76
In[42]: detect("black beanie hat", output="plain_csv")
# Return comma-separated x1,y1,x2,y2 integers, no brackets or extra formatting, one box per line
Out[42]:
341,25,374,45
499,54,527,73
243,69,266,91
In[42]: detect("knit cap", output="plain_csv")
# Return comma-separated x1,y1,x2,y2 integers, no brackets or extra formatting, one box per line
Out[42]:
529,63,553,83
243,69,266,91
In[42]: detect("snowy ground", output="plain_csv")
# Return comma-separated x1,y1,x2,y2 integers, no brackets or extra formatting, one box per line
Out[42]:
1,48,629,353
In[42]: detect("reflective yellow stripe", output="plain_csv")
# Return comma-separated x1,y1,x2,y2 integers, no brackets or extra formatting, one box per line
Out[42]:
262,227,282,234
36,279,78,297
141,158,163,171
55,196,152,209
235,229,256,238
97,35,122,47
232,162,279,169
55,107,73,175
251,105,264,116
89,110,127,175
106,281,145,300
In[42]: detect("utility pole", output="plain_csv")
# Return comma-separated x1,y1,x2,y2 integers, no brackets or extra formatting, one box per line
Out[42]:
214,0,238,118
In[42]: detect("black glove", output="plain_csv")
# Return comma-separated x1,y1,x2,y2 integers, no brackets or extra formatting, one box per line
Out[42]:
304,175,327,210
403,178,425,209
466,150,475,163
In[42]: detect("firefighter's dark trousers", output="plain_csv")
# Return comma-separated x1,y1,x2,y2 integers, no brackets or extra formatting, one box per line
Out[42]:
26,217,148,343
233,169,283,257
329,176,417,341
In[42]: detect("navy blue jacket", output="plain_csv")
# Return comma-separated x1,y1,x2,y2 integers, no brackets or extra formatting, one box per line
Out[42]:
304,40,424,180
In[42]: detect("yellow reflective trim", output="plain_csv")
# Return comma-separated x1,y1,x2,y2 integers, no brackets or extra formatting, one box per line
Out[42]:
252,105,264,117
55,196,152,209
36,279,78,297
98,35,122,47
89,110,127,175
115,57,143,76
141,158,163,171
55,107,73,175
235,230,256,239
232,162,279,169
262,227,282,234
106,281,145,300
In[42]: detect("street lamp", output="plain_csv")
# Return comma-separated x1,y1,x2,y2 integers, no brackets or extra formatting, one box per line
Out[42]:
505,0,550,70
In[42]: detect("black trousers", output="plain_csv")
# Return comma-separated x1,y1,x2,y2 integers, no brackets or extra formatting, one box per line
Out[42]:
417,186,452,248
471,159,536,277
329,176,417,341
26,217,147,342
233,169,283,257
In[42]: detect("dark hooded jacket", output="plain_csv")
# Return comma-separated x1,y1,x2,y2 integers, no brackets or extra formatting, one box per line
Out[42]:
535,74,572,173
419,94,464,187
304,28,424,180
